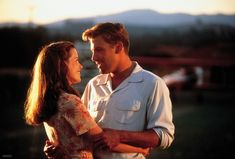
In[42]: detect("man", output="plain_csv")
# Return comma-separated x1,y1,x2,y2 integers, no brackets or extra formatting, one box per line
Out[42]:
44,22,174,159
81,22,174,158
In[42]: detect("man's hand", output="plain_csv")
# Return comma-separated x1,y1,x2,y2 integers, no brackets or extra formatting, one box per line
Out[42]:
93,128,121,151
43,140,64,159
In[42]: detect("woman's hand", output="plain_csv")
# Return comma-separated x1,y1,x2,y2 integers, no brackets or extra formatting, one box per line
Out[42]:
43,140,65,159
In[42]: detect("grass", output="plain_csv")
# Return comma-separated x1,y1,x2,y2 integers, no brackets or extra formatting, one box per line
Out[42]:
148,96,235,159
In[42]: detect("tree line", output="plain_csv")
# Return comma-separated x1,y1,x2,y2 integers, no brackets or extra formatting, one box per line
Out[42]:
0,24,235,68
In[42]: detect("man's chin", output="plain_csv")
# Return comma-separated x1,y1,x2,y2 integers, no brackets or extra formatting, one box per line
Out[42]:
99,69,108,74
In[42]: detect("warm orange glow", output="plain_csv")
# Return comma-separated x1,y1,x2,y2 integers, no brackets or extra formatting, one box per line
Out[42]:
24,49,46,125
0,0,234,24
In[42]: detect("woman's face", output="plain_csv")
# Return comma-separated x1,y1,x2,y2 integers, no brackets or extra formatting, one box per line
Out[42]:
65,48,83,85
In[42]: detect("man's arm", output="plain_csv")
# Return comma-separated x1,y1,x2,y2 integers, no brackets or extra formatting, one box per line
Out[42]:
119,129,160,148
94,129,160,150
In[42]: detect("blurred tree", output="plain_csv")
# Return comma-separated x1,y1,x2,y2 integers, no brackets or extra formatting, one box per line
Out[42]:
0,26,77,68
0,26,49,68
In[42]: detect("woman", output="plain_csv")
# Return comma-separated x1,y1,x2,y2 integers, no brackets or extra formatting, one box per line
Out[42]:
24,41,149,158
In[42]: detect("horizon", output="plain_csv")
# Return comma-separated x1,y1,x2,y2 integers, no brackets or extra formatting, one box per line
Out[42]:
1,0,235,25
1,9,235,26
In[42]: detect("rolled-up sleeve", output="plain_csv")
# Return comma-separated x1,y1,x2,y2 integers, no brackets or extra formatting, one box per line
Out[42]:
147,78,175,149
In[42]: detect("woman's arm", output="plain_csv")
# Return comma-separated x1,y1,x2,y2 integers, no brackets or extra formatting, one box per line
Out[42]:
112,143,149,156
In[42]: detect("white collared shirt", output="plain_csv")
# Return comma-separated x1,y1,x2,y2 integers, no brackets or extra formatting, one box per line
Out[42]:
82,62,175,159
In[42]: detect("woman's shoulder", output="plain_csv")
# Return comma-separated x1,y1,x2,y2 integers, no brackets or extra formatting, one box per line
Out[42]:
58,92,82,108
60,92,79,99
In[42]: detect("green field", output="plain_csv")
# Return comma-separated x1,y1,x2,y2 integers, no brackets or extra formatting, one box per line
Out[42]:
150,106,235,158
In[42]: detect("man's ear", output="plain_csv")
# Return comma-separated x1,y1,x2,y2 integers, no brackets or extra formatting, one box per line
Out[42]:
115,42,123,53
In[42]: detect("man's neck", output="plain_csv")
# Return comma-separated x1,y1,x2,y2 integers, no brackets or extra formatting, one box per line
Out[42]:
110,61,136,90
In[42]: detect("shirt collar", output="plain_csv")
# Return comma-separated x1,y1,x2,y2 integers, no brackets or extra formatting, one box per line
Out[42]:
127,61,144,83
96,74,110,85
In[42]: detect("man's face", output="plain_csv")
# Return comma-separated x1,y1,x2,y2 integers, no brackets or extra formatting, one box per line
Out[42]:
89,36,118,74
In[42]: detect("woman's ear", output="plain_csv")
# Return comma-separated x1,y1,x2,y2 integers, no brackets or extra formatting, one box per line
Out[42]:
115,42,123,54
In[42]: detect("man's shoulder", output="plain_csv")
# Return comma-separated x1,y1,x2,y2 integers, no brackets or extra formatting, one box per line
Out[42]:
140,68,161,81
135,62,160,81
141,69,170,91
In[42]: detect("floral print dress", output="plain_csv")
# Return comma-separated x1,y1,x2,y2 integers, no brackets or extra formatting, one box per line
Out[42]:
43,92,97,159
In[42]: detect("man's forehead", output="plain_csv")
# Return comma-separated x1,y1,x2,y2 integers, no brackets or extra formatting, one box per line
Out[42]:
90,37,107,46
90,35,104,42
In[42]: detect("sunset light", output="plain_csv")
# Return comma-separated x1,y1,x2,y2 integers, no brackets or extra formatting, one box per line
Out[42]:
0,0,235,24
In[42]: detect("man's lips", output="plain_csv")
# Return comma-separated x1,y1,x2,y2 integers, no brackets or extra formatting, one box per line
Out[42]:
96,63,102,68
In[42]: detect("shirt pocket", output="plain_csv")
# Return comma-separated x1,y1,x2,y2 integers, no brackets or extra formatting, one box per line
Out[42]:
114,101,141,124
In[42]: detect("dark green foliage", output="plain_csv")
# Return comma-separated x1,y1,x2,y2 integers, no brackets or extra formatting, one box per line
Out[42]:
0,26,76,68
0,24,234,68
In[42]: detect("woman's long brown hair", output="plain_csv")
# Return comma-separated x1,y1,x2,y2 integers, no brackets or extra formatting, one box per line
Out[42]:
24,41,79,125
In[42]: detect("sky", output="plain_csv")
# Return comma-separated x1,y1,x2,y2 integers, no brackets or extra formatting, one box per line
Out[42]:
0,0,235,24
